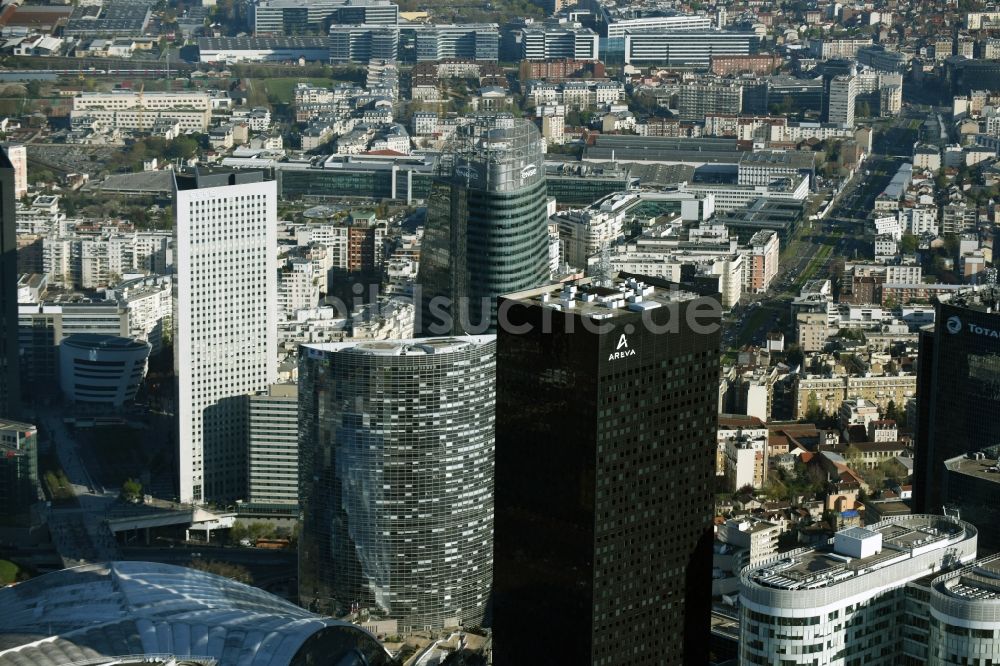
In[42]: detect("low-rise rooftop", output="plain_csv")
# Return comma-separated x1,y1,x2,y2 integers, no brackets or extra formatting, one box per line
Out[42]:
944,452,1000,482
304,335,494,357
503,274,704,320
746,515,971,592
935,554,1000,602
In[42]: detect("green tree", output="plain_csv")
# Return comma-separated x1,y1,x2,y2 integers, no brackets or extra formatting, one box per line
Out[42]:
900,234,918,254
763,476,790,501
943,233,961,258
805,391,823,422
228,521,248,544
864,468,886,493
934,169,948,191
29,169,53,185
166,135,199,160
735,484,756,503
121,478,143,503
189,559,252,583
844,445,865,469
785,343,805,369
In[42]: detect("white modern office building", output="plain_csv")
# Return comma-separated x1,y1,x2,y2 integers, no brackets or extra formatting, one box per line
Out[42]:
828,74,858,127
175,170,277,504
71,91,213,132
686,174,810,213
521,23,599,61
599,11,712,39
739,515,979,666
59,334,151,407
623,30,758,67
926,553,1000,664
329,23,499,63
251,0,397,34
246,383,299,510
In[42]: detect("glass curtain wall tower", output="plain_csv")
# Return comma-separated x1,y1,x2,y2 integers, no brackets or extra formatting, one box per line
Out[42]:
914,287,1000,514
418,115,550,335
0,149,18,418
492,274,722,666
298,337,496,632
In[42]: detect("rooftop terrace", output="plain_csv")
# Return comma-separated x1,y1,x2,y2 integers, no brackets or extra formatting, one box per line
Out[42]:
747,515,970,592
503,274,703,321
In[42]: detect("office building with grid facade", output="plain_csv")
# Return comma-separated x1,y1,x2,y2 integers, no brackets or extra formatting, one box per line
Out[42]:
247,384,299,510
492,274,721,666
417,115,551,334
915,287,1000,515
175,170,277,504
297,336,495,632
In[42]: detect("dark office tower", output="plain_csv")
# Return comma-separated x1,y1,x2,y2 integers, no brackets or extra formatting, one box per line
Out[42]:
298,337,496,632
418,114,550,335
0,149,18,418
493,274,722,666
915,286,1000,514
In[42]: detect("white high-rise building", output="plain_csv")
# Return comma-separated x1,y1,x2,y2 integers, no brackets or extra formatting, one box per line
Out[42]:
5,144,27,199
828,75,857,127
175,170,277,504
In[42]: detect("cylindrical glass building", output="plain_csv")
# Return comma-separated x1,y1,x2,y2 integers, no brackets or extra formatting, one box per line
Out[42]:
298,336,496,633
418,114,551,335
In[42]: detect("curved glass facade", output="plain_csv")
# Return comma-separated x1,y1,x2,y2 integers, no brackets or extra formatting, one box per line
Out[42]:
0,561,392,666
418,116,551,334
298,337,496,632
915,290,1000,514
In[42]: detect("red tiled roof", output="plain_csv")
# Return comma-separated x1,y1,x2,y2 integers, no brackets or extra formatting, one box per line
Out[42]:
719,414,766,428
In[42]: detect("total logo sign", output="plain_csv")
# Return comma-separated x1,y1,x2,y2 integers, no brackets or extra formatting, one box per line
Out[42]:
947,314,1000,338
607,333,637,361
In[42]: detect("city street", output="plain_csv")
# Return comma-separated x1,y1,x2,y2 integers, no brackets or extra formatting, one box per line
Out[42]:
37,410,121,565
725,153,899,351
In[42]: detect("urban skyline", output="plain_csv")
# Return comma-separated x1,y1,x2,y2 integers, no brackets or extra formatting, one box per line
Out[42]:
1,0,1000,661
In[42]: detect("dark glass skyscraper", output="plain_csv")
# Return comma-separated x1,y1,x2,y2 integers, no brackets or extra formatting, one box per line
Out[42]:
418,114,551,335
298,337,496,632
915,287,1000,514
492,274,722,666
0,419,37,527
0,149,18,418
